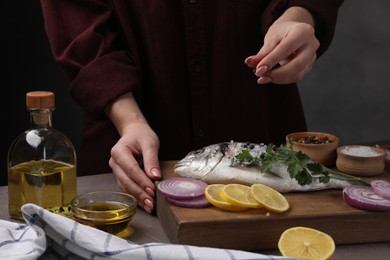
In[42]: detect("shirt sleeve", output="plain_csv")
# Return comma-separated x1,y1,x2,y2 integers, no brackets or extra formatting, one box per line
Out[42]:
40,0,141,119
261,0,344,57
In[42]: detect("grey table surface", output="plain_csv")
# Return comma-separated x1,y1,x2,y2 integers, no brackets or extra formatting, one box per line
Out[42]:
1,173,389,259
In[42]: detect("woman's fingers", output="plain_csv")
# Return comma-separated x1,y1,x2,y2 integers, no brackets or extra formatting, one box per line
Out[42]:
109,141,157,213
246,21,319,85
110,157,155,213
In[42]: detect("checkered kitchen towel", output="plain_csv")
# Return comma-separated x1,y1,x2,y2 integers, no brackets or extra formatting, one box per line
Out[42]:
0,203,295,260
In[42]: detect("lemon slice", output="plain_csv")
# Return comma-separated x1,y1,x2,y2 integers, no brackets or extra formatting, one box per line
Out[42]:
204,184,248,211
278,226,335,260
249,183,290,213
220,184,262,208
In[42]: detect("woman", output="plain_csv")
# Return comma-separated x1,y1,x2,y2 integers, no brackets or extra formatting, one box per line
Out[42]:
40,0,343,213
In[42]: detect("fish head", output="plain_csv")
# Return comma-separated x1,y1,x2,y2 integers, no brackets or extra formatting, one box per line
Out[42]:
174,143,232,179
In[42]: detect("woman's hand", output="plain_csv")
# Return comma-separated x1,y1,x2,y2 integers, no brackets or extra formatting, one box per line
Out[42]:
109,122,161,214
245,7,319,84
106,92,161,214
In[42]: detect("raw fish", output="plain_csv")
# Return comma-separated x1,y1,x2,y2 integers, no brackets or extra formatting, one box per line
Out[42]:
175,141,364,193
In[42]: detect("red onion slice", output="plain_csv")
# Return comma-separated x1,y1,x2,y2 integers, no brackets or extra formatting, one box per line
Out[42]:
157,177,207,200
165,195,210,208
370,180,390,200
343,185,390,211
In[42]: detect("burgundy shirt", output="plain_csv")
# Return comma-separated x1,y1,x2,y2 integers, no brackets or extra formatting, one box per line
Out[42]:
40,0,343,176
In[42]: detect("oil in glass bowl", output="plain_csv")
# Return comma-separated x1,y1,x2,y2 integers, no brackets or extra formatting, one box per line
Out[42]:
71,191,137,238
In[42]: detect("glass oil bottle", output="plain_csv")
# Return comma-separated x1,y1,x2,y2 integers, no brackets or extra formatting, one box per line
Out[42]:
7,91,77,220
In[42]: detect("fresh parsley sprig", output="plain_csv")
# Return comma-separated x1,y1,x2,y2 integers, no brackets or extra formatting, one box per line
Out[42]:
235,140,368,186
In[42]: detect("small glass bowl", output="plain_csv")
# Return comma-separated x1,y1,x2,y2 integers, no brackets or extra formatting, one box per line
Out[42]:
71,191,137,238
286,132,339,166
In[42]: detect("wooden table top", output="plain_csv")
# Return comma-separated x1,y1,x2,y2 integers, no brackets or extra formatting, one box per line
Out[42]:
1,166,389,259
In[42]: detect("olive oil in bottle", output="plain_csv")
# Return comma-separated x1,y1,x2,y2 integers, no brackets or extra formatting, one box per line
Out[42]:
7,91,77,220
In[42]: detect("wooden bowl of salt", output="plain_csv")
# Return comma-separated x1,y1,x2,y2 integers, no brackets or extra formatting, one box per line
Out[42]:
336,145,385,176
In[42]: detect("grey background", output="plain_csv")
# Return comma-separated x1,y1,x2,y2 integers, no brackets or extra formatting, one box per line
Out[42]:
299,1,390,145
2,0,390,185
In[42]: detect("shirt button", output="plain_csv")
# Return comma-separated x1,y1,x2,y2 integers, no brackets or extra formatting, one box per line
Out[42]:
188,0,197,3
198,129,204,137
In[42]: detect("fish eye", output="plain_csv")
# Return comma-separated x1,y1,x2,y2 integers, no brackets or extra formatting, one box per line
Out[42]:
220,143,230,154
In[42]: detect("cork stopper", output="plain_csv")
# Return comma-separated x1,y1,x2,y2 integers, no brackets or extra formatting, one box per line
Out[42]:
26,91,55,109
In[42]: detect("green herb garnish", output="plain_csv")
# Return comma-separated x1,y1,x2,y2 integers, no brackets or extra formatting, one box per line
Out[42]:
235,140,368,186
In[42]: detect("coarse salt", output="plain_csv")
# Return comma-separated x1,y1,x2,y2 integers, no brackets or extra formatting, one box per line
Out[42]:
341,146,381,157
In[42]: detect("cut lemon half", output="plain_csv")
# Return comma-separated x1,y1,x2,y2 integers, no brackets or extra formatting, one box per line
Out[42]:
220,184,262,208
278,226,335,260
249,183,290,213
204,184,248,211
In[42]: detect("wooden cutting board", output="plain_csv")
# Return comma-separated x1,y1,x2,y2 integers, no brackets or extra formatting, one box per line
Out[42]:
157,161,390,251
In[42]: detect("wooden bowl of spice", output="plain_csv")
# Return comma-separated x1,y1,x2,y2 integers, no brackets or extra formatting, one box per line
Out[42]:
375,145,390,172
286,132,339,166
336,145,385,176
